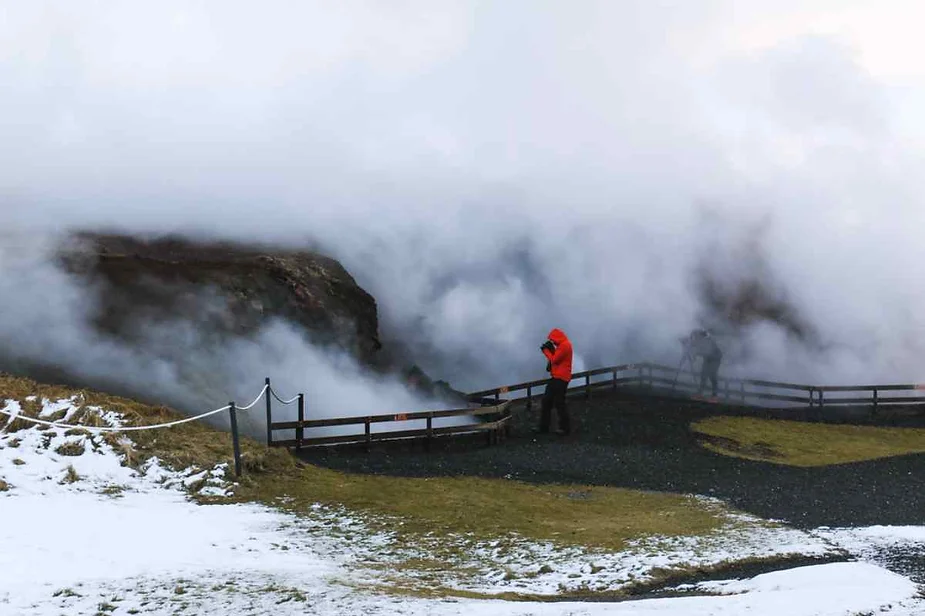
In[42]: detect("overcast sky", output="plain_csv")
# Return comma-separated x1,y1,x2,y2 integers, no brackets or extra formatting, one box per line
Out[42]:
2,1,925,396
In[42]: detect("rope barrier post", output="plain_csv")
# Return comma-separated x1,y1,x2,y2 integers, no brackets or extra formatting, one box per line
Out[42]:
229,401,242,478
264,377,272,446
296,394,305,451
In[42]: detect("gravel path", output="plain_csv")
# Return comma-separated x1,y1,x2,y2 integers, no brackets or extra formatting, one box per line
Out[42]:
299,390,925,529
298,390,925,580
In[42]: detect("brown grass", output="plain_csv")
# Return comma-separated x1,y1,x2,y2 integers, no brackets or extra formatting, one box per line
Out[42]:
0,372,782,598
692,416,925,466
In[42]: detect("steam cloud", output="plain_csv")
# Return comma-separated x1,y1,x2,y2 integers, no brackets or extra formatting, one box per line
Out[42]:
3,0,925,421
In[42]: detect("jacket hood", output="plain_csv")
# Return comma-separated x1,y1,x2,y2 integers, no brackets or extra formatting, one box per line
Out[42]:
547,328,568,344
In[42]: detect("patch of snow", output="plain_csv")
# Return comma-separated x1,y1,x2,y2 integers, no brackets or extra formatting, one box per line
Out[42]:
1,396,924,615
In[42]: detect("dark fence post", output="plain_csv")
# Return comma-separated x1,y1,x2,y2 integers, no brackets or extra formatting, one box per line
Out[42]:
637,364,644,387
364,418,371,453
526,385,532,412
612,368,618,391
585,373,591,401
426,413,433,452
229,401,242,477
872,389,878,419
297,393,305,451
265,377,272,446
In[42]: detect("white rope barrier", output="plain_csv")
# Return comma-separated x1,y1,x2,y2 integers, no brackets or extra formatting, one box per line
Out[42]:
235,385,271,411
269,387,299,406
0,385,270,434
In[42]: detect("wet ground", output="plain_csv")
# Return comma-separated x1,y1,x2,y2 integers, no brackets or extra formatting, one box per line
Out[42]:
298,389,925,581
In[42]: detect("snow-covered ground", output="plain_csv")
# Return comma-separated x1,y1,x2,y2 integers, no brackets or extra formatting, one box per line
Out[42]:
1,397,924,615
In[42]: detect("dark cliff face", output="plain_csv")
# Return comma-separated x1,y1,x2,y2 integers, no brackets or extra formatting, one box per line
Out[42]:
60,233,383,366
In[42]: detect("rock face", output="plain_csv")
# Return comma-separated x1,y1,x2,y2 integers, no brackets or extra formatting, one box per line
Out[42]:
60,233,383,365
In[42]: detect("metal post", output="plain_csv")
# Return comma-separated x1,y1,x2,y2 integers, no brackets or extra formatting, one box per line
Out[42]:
229,402,242,478
365,418,371,452
872,389,878,419
526,386,532,412
264,377,272,446
585,374,591,401
612,369,618,391
296,394,305,451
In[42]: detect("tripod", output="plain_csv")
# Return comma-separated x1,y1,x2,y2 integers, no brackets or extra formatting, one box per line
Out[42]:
671,342,698,392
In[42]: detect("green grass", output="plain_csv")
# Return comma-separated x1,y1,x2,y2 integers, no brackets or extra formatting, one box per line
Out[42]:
0,373,782,598
0,373,734,552
692,416,925,466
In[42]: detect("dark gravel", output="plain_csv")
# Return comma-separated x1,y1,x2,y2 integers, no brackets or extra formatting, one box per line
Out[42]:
298,390,925,581
299,390,925,530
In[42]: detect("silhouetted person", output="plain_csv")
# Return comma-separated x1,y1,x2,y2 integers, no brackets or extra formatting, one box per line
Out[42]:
538,328,573,435
689,329,722,398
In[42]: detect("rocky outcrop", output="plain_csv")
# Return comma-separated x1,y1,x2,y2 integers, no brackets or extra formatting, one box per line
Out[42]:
60,233,383,365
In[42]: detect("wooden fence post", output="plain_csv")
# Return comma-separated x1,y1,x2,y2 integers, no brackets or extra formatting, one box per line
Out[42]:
612,368,618,391
296,393,305,451
872,389,878,419
426,413,433,452
585,374,591,401
365,418,371,452
264,377,272,446
526,385,532,412
229,401,242,478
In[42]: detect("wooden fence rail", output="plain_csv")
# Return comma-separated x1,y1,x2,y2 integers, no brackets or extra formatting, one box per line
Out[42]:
465,362,925,414
269,399,512,450
265,362,925,450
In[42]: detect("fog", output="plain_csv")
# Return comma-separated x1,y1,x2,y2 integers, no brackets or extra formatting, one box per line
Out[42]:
3,1,925,419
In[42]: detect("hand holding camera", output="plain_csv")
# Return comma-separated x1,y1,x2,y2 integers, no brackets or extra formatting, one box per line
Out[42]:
540,340,556,354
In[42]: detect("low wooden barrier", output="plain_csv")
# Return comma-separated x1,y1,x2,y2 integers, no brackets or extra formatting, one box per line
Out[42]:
268,399,511,450
466,362,925,417
264,362,925,450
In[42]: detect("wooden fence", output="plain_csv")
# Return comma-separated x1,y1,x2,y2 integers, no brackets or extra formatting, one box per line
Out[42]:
466,362,925,417
265,362,925,450
267,388,512,450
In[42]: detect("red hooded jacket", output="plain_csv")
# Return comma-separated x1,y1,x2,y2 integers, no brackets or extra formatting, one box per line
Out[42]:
542,328,573,382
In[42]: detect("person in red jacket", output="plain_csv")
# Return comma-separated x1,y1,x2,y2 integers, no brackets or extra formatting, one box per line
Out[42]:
539,328,573,435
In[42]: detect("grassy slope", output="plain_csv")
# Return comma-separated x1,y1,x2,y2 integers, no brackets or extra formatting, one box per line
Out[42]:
692,415,925,466
0,374,804,598
0,374,730,549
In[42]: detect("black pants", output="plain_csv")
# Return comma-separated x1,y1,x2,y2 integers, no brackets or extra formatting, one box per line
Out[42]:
540,378,570,434
700,352,722,396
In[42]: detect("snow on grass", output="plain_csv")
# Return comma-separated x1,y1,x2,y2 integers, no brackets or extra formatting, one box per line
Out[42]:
1,396,924,615
348,507,841,598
